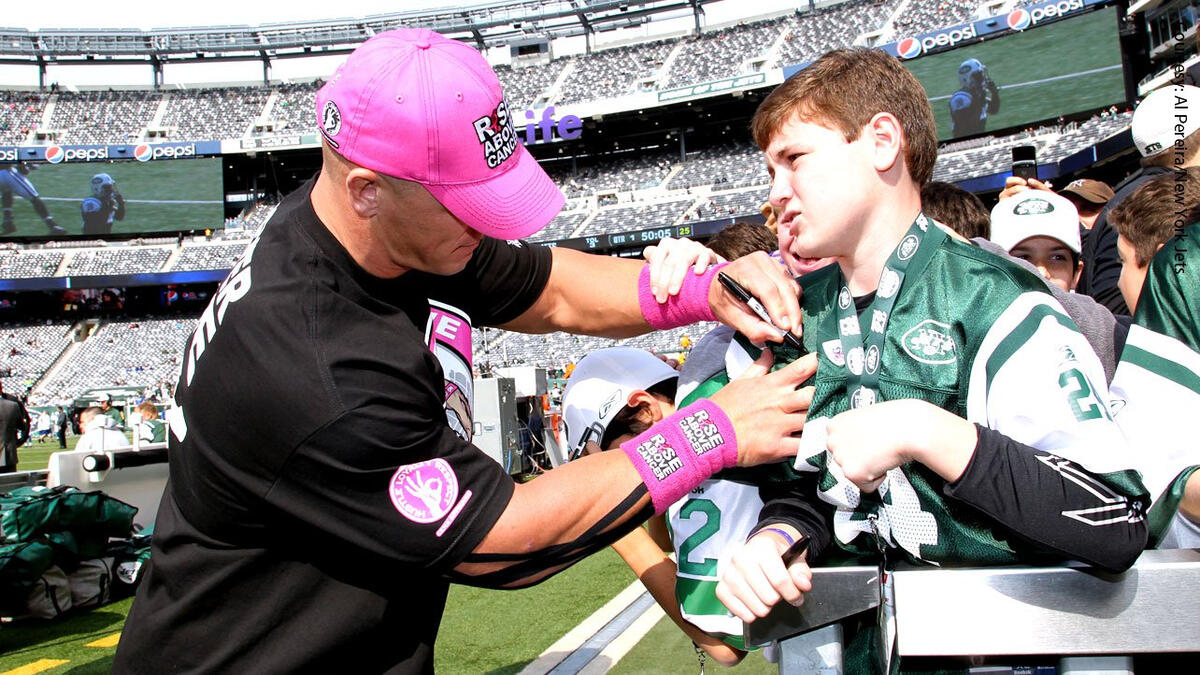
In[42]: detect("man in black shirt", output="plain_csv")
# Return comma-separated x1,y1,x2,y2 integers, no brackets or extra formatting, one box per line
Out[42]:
113,29,813,674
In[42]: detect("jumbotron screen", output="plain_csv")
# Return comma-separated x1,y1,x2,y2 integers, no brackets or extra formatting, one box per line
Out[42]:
0,156,224,240
904,6,1125,140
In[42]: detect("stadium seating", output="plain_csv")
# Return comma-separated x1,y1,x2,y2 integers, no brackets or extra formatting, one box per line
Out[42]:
63,247,172,277
891,0,980,38
0,249,63,279
267,82,320,135
0,90,44,145
169,243,250,272
667,142,767,191
557,39,676,105
30,318,193,406
546,151,675,197
0,322,74,397
160,88,270,142
664,18,782,89
777,0,902,66
48,90,160,145
578,198,693,237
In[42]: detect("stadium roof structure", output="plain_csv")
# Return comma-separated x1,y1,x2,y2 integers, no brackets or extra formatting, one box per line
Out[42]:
0,0,718,67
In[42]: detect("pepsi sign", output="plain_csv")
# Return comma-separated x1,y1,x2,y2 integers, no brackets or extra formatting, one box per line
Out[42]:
895,24,978,59
1008,0,1085,30
44,145,109,163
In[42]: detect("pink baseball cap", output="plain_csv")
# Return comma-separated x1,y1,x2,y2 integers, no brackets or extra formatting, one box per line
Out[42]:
315,28,564,240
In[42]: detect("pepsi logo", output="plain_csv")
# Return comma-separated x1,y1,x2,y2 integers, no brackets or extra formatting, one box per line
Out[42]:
1007,9,1031,31
44,145,64,164
134,144,153,162
897,37,922,59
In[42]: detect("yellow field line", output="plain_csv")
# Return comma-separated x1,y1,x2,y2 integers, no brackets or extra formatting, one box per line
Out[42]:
0,659,69,675
85,632,121,648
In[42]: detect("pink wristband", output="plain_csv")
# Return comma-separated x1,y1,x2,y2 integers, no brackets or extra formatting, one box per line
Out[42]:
637,262,724,330
620,399,739,515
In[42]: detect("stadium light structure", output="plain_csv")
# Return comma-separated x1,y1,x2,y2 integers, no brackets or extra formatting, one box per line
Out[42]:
0,0,720,72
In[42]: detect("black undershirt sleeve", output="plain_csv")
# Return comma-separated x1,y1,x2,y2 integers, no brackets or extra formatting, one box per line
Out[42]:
945,424,1147,572
754,474,834,562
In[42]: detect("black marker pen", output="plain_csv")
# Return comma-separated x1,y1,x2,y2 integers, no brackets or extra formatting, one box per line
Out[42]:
717,271,804,350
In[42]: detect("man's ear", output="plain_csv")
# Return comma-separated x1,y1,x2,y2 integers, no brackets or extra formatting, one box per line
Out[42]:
346,168,381,219
867,112,904,174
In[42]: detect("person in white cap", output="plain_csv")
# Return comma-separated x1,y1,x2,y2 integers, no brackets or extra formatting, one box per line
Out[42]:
114,29,813,674
561,346,808,668
989,190,1083,292
1089,83,1200,314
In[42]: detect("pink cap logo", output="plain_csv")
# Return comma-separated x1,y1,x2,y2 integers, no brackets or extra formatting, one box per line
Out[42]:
320,100,342,148
389,458,459,523
472,100,517,169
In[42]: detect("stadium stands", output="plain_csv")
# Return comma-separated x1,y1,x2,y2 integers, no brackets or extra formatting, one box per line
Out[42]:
30,318,192,405
0,322,73,397
547,151,675,197
0,249,63,279
267,82,320,135
667,142,766,191
48,90,160,145
664,18,781,89
160,88,271,142
63,247,172,277
578,198,693,237
169,243,250,272
0,90,44,144
891,0,980,38
557,39,676,105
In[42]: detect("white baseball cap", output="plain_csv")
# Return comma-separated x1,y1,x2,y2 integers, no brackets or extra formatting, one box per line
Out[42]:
990,190,1081,254
561,347,678,457
1132,84,1200,157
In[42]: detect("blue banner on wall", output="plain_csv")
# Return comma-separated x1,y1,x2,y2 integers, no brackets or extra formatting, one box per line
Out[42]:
0,140,222,164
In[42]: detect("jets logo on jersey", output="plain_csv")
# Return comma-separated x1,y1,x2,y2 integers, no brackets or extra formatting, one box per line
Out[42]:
902,320,958,364
897,234,920,260
878,268,901,299
838,287,852,310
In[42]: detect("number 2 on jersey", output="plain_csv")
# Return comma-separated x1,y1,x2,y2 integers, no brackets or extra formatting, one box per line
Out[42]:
677,498,720,576
1058,368,1104,422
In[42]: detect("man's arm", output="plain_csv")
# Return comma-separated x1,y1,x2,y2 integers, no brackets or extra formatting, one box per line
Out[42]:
498,247,804,346
451,354,818,588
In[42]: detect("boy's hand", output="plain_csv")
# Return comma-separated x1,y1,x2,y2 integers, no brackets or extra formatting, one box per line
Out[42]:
709,352,817,467
643,236,725,303
825,399,978,491
716,526,812,622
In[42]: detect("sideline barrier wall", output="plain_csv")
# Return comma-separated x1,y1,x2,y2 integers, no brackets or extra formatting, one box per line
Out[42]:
745,549,1200,674
47,442,168,529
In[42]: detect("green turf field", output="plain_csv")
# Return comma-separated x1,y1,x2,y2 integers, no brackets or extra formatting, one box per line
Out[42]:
1,157,224,239
906,7,1125,140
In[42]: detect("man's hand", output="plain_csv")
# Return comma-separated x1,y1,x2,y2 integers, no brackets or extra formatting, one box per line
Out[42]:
998,176,1054,202
716,526,812,622
825,399,978,492
709,251,802,345
643,236,726,303
709,352,817,467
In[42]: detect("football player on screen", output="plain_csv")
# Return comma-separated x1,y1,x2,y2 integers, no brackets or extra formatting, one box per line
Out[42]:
81,172,126,235
1,162,67,235
949,58,1000,138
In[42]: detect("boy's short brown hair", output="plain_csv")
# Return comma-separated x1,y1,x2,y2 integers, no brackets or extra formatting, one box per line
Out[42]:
751,48,937,186
1110,167,1200,266
920,181,990,240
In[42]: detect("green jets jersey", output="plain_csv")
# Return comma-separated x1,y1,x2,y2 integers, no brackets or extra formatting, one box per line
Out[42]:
668,478,763,649
1110,222,1200,547
691,234,1147,567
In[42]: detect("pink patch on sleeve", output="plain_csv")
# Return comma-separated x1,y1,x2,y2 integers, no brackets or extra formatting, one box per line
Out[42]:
389,458,459,523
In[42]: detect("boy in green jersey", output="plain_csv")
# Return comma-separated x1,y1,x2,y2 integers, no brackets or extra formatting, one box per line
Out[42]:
705,50,1149,638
